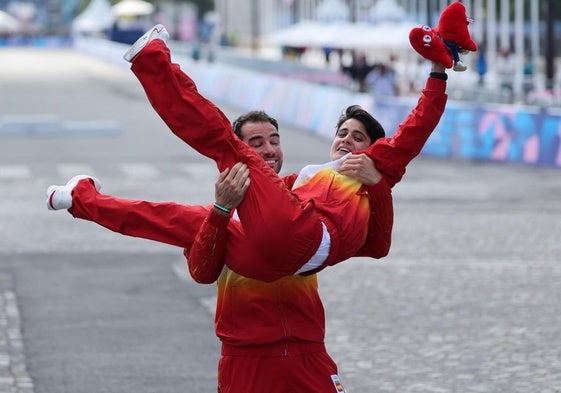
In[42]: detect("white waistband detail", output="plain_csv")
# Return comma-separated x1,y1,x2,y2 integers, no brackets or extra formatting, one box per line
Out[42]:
295,222,331,274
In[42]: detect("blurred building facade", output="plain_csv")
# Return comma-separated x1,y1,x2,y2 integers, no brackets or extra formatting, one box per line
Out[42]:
213,0,558,102
213,0,392,46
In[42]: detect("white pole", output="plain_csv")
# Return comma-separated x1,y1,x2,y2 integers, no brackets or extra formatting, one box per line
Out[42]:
514,0,524,101
500,0,509,50
472,0,484,44
413,0,418,22
530,0,540,87
463,0,473,18
487,0,498,75
418,0,426,27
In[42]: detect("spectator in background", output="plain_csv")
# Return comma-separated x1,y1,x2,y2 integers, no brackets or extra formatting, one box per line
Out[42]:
341,51,375,92
476,48,488,86
555,66,561,94
365,61,399,100
322,46,333,65
408,58,431,94
496,48,515,103
522,52,534,102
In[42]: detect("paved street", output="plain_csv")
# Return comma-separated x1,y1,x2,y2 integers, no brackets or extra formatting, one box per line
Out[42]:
1,48,560,392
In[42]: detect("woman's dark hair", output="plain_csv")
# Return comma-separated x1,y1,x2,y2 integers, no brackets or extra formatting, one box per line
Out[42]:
335,105,385,144
232,110,279,139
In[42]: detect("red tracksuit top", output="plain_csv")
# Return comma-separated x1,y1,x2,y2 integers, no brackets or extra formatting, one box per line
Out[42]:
185,174,393,356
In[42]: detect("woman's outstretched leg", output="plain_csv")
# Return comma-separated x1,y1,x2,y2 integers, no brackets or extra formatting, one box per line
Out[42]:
130,39,262,174
128,32,324,275
68,178,208,248
45,175,294,282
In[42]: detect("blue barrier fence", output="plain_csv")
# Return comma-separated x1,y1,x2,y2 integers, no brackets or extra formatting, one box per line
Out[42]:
380,101,561,168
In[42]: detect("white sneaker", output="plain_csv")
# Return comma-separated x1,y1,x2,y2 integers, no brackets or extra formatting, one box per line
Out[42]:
123,24,170,63
453,60,467,72
46,175,101,211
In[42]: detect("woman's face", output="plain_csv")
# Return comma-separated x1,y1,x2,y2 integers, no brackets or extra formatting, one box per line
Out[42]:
330,118,372,160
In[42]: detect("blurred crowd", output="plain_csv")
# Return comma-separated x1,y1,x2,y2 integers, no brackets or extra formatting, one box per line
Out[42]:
333,46,559,107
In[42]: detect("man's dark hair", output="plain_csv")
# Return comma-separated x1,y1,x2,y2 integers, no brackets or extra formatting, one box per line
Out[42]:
232,110,279,139
335,105,385,144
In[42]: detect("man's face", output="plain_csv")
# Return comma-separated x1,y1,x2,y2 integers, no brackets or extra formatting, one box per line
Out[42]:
240,121,283,174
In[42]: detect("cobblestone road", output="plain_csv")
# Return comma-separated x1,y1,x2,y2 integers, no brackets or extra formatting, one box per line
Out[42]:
319,158,561,392
1,47,560,393
0,274,33,393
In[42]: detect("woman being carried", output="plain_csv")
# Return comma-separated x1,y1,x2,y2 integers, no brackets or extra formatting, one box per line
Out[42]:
119,24,449,281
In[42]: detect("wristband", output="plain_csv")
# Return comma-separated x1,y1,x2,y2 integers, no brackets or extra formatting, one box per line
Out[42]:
429,72,448,81
213,202,231,214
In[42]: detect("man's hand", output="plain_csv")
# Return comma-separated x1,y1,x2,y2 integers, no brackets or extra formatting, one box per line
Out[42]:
338,154,382,185
215,162,250,212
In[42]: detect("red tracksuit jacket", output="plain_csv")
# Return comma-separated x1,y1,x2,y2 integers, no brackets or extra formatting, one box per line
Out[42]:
184,173,393,356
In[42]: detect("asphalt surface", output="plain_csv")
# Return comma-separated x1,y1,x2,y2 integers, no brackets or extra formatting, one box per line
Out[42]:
0,47,560,393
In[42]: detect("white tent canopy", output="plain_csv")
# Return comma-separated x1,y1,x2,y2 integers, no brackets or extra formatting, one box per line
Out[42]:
72,0,114,35
112,0,154,17
369,0,407,23
266,20,417,51
0,10,21,34
266,21,336,48
336,21,417,50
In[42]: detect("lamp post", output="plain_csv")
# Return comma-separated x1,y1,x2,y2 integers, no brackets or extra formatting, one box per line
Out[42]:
349,0,357,23
426,0,433,26
545,0,555,89
291,0,298,24
250,0,259,53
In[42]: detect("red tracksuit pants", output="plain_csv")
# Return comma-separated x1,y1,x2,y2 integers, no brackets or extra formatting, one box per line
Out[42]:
131,40,325,277
218,352,345,393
